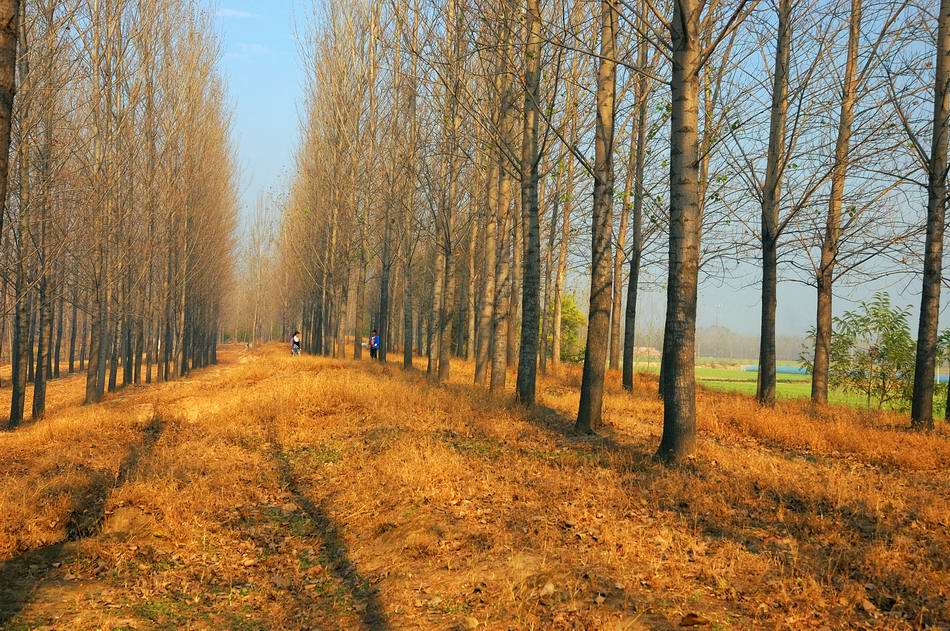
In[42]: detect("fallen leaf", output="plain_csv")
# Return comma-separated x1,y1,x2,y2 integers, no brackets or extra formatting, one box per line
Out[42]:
859,598,877,614
679,613,711,627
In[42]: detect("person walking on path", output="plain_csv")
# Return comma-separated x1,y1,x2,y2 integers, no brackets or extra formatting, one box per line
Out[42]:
291,331,301,356
369,330,380,360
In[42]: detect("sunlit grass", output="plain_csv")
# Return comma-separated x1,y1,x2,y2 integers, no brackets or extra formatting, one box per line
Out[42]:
0,344,946,628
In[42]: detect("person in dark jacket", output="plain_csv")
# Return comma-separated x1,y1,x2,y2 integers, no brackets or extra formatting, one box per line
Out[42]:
369,330,380,359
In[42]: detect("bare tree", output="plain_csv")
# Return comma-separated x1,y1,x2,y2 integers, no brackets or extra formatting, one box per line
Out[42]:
576,0,617,434
910,0,950,429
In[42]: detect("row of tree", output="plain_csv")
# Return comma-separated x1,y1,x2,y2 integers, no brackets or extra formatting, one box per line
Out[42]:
262,0,948,462
0,0,238,428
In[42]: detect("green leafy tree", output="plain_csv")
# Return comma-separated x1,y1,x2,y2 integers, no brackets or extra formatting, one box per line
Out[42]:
802,293,916,410
549,293,585,363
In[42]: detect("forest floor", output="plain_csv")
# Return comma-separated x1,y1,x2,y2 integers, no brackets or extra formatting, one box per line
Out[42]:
0,345,948,630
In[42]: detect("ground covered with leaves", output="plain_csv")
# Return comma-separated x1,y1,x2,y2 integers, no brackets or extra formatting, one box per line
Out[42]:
0,346,947,629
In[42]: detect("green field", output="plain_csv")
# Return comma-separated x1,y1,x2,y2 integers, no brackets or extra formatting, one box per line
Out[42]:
634,356,914,410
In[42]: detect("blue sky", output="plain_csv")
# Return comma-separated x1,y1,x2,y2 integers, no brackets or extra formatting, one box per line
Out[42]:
204,0,307,230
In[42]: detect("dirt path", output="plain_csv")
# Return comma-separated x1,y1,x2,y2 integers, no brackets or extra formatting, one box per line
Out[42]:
0,350,393,630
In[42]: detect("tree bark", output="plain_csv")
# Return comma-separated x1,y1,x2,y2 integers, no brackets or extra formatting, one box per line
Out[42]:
516,0,543,405
476,155,499,384
491,169,514,393
429,245,444,375
812,0,861,406
610,126,634,371
68,280,78,374
465,214,477,361
622,18,651,392
757,0,792,407
53,268,64,378
656,0,701,462
8,254,26,427
540,167,561,375
0,0,19,250
436,0,463,383
552,155,574,371
576,0,617,434
911,0,950,430
508,194,522,368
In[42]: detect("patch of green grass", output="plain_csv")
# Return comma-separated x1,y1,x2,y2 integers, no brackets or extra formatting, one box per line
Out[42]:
292,442,343,466
441,432,503,460
220,609,268,631
131,596,191,625
297,549,322,571
430,597,471,615
361,426,405,453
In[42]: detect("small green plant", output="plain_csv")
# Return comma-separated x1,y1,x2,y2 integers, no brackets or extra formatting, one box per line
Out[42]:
801,292,915,410
558,292,586,363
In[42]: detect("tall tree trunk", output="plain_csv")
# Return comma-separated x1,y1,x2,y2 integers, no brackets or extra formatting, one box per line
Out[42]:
476,154,499,384
516,0,543,405
437,231,456,381
379,216,392,362
508,193,522,368
436,0,463,383
656,0,701,462
122,277,133,387
8,255,26,427
53,268,64,378
26,293,34,384
68,280,78,373
0,0,19,250
85,289,103,404
610,132,633,371
812,0,861,406
33,82,52,416
336,278,348,359
79,303,87,372
576,0,617,434
540,170,560,375
490,189,512,393
108,315,120,392
355,261,366,359
0,247,9,383
429,246,444,375
757,0,791,407
622,22,651,392
403,253,414,368
465,214,477,361
32,256,48,419
552,159,573,371
134,315,144,384
911,0,950,429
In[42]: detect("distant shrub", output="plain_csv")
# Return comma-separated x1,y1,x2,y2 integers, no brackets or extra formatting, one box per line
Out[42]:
801,292,915,410
559,293,586,363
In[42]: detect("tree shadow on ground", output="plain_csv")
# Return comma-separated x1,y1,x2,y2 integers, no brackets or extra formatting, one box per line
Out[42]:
514,401,937,625
266,424,389,630
0,417,165,624
337,360,945,625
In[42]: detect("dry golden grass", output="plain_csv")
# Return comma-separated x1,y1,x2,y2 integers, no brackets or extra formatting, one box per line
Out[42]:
0,345,947,629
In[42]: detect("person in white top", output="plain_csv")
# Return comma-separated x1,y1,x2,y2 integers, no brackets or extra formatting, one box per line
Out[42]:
291,331,301,356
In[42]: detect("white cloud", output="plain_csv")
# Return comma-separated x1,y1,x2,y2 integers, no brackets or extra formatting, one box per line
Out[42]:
217,8,259,19
225,42,272,61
